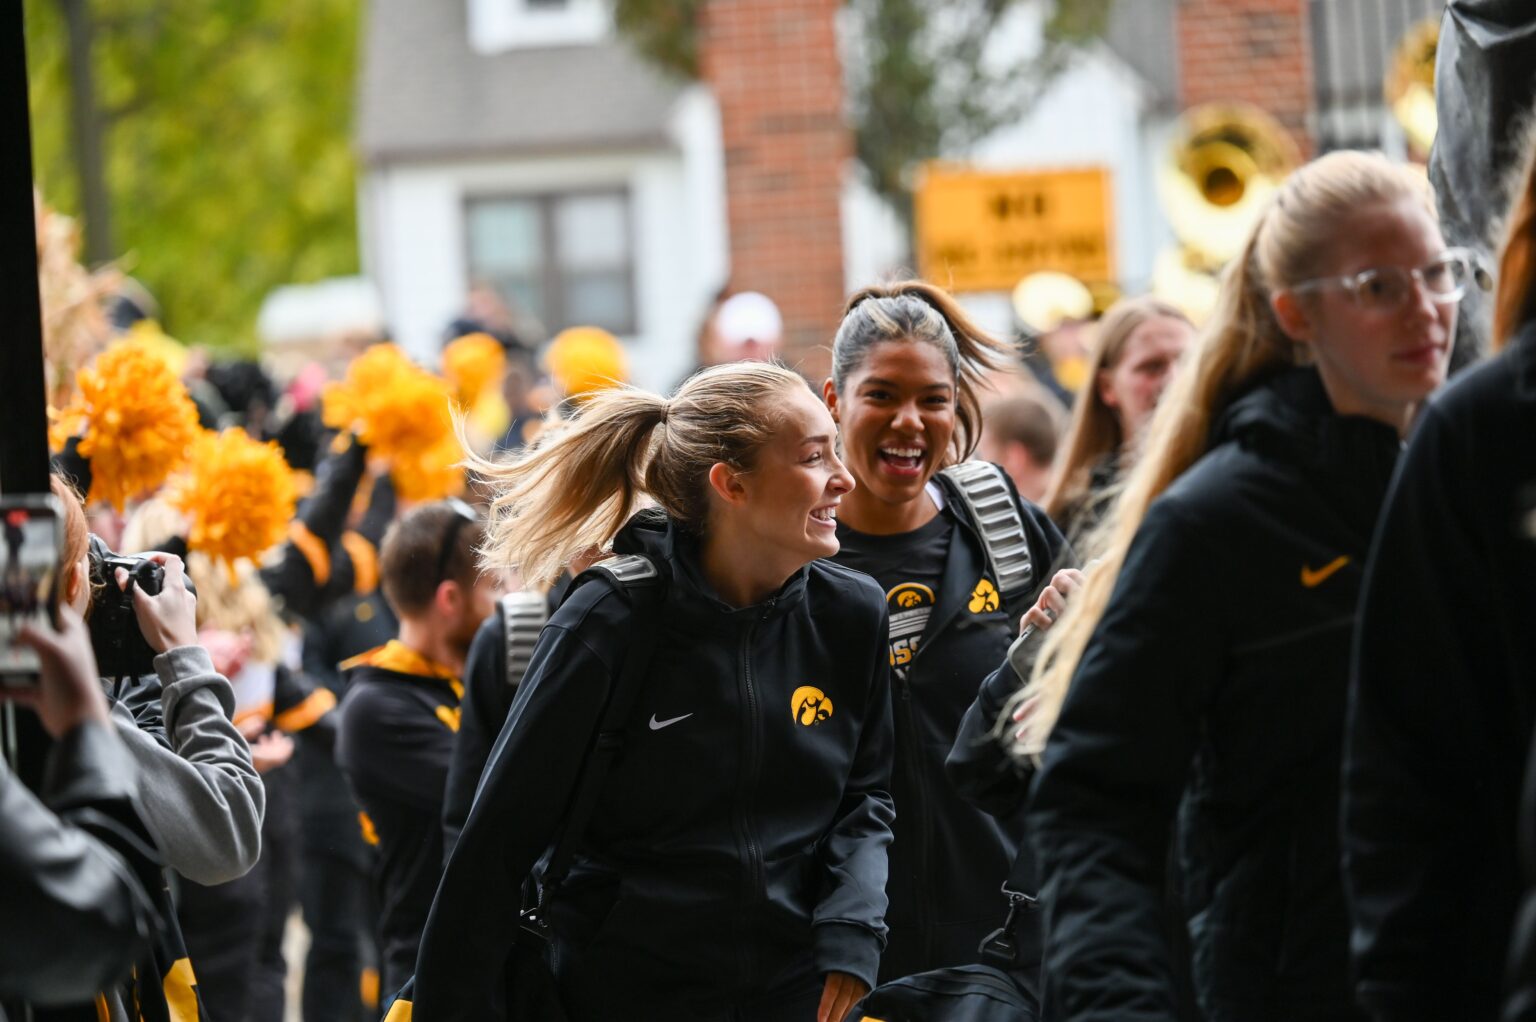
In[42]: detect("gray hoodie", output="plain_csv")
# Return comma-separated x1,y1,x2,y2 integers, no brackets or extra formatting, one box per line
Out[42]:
109,645,264,884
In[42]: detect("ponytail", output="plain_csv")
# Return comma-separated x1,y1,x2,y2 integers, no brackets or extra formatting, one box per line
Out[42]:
832,280,1016,461
467,361,807,587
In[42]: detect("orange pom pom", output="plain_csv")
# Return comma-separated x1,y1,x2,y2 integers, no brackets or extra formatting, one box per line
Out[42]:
390,432,466,502
442,333,506,409
54,342,201,509
322,345,454,460
167,429,298,569
322,344,465,501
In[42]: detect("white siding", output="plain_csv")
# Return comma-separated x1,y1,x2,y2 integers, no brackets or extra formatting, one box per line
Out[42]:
361,85,727,393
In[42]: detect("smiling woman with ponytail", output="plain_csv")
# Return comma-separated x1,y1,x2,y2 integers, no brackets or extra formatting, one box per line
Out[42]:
821,280,1069,982
1021,150,1466,1021
406,361,897,1022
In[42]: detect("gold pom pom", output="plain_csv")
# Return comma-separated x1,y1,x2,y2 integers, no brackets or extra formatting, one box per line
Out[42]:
441,333,506,409
167,429,298,570
322,344,464,500
390,432,466,503
323,345,452,457
545,326,628,400
54,341,202,509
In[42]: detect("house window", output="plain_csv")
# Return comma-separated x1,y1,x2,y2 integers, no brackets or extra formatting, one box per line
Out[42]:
467,190,636,336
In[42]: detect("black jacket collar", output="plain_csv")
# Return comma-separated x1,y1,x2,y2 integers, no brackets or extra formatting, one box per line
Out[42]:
612,509,808,633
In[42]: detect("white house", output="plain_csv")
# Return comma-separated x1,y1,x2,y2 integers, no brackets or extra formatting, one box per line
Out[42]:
357,0,729,390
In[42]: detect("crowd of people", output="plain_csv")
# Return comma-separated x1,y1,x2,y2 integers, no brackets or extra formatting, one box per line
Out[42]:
5,102,1536,1022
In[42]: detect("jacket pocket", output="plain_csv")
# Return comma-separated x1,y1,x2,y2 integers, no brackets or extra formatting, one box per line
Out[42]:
547,860,623,951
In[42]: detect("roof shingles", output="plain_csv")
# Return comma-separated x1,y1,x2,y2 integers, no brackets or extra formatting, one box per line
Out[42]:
359,0,687,162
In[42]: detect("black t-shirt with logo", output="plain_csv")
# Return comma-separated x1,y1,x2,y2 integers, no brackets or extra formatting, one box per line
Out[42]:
835,509,955,681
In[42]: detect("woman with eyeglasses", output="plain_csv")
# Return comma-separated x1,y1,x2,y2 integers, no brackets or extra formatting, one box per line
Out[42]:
1018,151,1465,1021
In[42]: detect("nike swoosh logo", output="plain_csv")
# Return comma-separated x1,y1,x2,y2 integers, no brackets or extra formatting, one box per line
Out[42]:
648,712,693,731
1300,555,1351,588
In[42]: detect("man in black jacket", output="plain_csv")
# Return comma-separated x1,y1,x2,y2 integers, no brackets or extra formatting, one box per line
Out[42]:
335,501,501,994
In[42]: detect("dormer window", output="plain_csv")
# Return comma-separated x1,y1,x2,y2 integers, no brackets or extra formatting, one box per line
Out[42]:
468,0,609,53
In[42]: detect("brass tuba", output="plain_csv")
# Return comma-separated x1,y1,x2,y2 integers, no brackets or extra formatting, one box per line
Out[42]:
1385,17,1439,156
1157,103,1302,268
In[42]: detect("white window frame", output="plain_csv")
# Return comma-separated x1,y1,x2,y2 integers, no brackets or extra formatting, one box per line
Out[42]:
464,188,638,337
467,0,610,53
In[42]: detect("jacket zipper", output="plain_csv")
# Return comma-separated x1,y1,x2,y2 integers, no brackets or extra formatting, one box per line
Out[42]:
895,670,935,966
735,603,770,989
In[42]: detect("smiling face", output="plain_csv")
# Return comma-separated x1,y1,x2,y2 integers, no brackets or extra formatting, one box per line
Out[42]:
823,340,956,518
1273,196,1456,429
727,384,855,566
1098,316,1195,444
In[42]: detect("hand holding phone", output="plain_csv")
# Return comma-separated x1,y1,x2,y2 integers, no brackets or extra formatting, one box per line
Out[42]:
0,494,63,685
6,606,110,738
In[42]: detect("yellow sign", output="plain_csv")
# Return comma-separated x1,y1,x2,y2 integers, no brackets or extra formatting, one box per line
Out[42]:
915,165,1114,292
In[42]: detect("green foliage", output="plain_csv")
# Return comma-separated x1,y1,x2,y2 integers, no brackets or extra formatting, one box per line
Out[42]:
613,0,706,78
611,0,1113,222
24,0,362,353
850,0,1113,221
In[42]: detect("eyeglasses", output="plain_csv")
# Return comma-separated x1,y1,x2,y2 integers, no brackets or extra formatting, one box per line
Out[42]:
1288,248,1474,312
433,498,479,585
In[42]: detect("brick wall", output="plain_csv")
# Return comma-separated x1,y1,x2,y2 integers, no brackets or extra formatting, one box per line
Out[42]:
1176,0,1313,157
698,0,850,378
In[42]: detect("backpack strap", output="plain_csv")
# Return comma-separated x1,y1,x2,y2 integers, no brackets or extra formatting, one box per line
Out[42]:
523,553,664,936
941,461,1036,604
500,590,551,692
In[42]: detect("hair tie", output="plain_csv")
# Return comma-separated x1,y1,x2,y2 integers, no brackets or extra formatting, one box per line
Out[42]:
658,401,671,424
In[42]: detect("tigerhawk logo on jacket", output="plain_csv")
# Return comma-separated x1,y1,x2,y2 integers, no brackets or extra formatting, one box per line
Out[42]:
968,577,1000,614
791,686,833,726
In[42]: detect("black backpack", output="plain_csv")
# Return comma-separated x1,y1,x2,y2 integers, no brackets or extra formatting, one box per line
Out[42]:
855,837,1042,1020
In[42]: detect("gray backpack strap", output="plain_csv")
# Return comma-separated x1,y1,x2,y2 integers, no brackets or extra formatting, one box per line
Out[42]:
590,552,661,586
941,461,1035,602
501,590,551,690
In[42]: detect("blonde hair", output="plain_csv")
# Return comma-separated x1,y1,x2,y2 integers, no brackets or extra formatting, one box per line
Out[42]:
1016,151,1435,757
1043,297,1192,522
831,280,1017,462
120,498,187,559
186,553,287,664
468,361,809,588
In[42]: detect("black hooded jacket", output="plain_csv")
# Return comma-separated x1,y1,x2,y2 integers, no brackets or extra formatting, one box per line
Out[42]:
409,511,896,1019
834,467,1065,981
1342,325,1536,1022
1029,368,1401,1022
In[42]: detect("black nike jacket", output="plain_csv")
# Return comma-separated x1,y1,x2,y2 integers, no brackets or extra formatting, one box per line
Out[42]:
1029,367,1401,1022
409,511,896,1019
846,467,1065,981
1343,323,1536,1022
334,643,464,993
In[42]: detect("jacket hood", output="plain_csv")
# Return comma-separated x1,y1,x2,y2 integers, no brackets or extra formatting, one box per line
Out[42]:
610,508,808,630
1214,366,1400,472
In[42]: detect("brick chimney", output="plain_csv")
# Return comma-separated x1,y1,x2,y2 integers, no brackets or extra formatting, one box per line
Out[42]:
1177,0,1313,157
697,0,850,379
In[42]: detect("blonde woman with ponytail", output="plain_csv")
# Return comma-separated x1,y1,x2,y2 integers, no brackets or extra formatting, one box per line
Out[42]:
407,362,896,1022
1023,151,1466,1021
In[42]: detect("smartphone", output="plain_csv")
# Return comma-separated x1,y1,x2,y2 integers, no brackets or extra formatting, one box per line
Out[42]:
0,494,63,686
